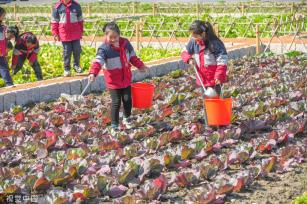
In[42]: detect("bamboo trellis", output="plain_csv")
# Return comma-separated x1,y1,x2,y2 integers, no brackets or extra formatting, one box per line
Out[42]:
4,14,306,53
6,14,305,39
256,17,307,54
83,16,306,52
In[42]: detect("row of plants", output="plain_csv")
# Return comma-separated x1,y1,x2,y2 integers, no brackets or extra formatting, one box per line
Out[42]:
0,53,306,203
0,44,181,87
5,14,306,38
2,2,305,14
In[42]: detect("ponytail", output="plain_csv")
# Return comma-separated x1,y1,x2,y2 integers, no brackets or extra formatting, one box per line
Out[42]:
7,25,19,41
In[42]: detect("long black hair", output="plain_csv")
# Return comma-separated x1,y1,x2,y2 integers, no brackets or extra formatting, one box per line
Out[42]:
102,22,120,35
189,20,220,42
0,7,6,24
7,25,19,41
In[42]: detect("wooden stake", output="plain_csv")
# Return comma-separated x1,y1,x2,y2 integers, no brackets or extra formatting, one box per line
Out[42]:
291,2,295,14
256,24,261,54
133,2,136,15
153,3,157,16
135,22,141,51
50,4,53,15
87,4,90,17
196,3,200,18
241,3,245,16
14,4,17,20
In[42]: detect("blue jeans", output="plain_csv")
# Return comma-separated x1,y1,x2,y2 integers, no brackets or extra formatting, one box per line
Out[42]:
62,40,82,71
0,57,13,86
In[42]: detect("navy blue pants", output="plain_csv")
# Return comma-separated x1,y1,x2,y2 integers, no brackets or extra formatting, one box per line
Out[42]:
62,40,82,71
13,54,43,80
0,57,13,86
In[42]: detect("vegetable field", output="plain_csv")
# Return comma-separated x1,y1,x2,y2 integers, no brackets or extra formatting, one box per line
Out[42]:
0,53,306,203
0,1,306,203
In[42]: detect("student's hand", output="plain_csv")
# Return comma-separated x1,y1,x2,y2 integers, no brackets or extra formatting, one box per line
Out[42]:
11,65,16,71
88,74,96,82
215,79,221,85
139,65,149,72
188,58,195,66
54,35,60,42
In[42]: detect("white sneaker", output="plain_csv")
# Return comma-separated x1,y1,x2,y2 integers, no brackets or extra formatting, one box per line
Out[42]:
63,70,71,77
123,117,134,129
74,66,83,74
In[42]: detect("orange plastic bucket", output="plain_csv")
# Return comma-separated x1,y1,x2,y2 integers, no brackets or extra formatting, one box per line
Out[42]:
204,98,233,126
132,83,155,109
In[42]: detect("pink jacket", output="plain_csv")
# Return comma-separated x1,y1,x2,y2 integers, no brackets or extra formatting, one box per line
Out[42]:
51,0,83,42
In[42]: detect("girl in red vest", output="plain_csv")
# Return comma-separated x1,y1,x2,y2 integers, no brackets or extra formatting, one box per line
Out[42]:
6,26,43,81
51,0,83,77
89,22,148,133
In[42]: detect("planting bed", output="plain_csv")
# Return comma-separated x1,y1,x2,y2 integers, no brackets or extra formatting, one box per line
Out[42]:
0,54,306,203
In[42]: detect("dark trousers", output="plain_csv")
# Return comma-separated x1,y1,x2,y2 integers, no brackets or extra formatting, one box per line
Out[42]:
109,86,132,126
62,40,82,71
13,54,43,80
0,57,13,86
